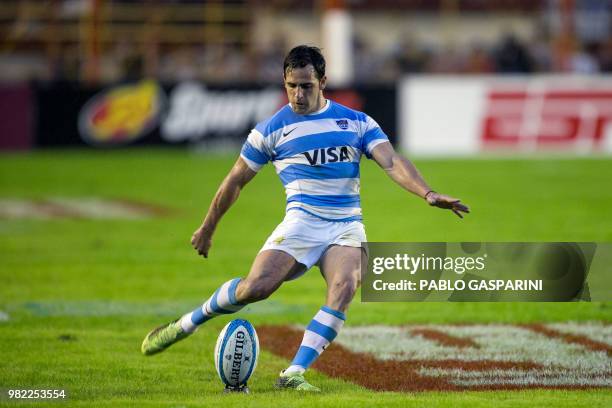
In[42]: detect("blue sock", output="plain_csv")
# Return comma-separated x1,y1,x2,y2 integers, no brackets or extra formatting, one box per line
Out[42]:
179,278,244,332
285,306,346,374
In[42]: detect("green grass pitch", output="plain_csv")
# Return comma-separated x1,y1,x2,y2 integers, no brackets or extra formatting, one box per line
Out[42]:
0,149,611,407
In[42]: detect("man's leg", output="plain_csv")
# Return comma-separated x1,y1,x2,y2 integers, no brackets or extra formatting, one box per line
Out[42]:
141,250,303,355
278,245,362,391
235,250,306,303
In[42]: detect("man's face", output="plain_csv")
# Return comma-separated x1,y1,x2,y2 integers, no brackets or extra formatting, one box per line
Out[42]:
284,65,326,115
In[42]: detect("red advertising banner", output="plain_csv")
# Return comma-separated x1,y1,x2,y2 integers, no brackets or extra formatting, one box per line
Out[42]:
482,89,612,150
401,76,612,155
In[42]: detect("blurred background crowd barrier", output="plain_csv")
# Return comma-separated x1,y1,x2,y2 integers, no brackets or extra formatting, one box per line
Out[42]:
0,0,611,154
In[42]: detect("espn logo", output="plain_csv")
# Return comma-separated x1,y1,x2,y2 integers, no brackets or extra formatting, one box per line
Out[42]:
481,89,612,150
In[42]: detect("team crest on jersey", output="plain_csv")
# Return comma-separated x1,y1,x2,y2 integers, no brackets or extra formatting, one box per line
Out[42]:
336,119,349,130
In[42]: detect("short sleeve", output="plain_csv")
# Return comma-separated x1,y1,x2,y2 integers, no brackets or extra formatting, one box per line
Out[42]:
240,129,271,172
361,114,389,159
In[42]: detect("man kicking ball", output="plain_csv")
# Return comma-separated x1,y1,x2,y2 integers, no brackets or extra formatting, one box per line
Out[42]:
141,45,469,391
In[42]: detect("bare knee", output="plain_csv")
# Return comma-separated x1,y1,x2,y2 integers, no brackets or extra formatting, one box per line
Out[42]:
236,277,277,303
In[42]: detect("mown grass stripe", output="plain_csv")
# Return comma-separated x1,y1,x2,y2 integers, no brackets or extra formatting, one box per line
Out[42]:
12,300,305,317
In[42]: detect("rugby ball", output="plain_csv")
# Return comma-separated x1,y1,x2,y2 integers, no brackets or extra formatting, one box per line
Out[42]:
214,319,259,388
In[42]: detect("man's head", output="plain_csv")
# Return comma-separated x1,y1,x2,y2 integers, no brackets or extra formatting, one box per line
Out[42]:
283,45,327,115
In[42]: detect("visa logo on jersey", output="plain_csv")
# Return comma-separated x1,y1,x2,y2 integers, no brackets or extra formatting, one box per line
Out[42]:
303,146,351,165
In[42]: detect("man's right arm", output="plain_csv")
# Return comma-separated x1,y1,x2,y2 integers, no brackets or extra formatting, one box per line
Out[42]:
191,157,257,258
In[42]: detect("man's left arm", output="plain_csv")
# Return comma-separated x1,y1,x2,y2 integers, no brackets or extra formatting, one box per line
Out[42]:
370,141,469,218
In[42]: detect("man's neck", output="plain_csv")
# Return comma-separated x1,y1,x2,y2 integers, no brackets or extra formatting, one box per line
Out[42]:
307,95,327,115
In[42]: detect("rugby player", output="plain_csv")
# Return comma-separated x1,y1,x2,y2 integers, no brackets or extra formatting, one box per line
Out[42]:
141,45,469,391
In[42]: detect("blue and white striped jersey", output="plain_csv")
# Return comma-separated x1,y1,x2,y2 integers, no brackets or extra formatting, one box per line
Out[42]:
240,99,389,222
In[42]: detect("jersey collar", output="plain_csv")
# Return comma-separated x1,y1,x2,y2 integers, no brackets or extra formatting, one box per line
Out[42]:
288,99,331,116
306,99,330,116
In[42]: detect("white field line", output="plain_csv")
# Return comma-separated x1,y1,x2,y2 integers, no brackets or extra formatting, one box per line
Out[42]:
336,326,440,359
432,324,610,371
418,368,612,378
17,299,304,317
46,198,149,219
547,322,612,346
0,199,55,219
0,198,157,220
0,310,9,321
428,369,612,387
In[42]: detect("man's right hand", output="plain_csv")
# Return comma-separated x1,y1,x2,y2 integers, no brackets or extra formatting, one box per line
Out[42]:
191,226,213,258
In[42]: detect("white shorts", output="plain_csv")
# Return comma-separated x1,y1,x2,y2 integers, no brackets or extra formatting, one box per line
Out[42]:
260,209,367,273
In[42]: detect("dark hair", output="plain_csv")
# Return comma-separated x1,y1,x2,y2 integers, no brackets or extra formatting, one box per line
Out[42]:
283,45,326,79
